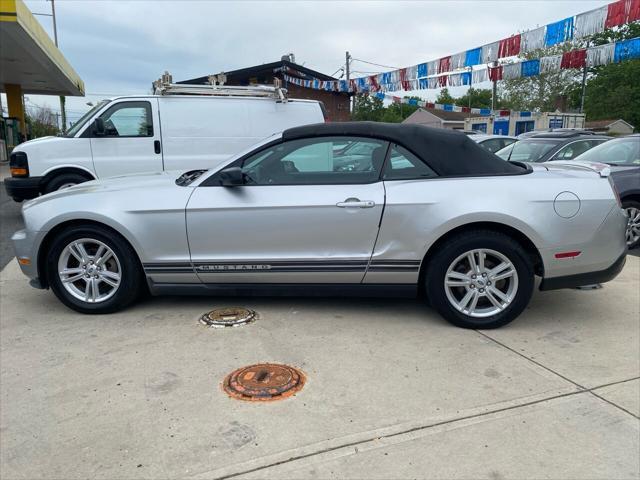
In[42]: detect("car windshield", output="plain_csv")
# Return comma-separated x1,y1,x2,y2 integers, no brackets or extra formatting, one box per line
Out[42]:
574,137,640,166
65,100,111,137
495,139,559,162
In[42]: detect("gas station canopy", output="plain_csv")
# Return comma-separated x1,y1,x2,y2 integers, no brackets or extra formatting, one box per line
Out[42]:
0,0,84,96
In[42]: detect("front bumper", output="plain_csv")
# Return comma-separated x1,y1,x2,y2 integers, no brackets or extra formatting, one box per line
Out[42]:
539,252,627,290
11,228,44,287
4,176,42,201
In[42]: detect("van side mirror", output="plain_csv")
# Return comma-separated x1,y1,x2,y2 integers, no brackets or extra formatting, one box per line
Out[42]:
93,118,105,136
219,167,244,186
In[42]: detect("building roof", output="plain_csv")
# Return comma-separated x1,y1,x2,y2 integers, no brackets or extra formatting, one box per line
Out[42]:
179,59,338,86
283,121,523,176
402,108,481,125
585,119,635,130
0,0,84,96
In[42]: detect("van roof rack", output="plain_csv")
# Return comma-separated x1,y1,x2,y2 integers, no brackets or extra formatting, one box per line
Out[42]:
153,71,288,102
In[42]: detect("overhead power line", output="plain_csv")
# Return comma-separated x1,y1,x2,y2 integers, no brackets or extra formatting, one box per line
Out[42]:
351,58,399,70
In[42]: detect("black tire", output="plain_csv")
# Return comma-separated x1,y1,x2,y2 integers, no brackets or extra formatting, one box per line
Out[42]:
46,224,143,314
43,173,89,194
425,230,534,329
622,200,640,249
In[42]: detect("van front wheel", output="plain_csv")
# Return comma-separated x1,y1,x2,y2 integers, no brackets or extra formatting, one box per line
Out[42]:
44,173,89,194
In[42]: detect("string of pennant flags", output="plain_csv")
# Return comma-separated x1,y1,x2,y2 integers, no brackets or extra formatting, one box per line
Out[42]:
282,36,640,94
281,0,640,95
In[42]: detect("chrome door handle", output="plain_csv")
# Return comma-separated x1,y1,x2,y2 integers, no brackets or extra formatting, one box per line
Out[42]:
336,198,375,208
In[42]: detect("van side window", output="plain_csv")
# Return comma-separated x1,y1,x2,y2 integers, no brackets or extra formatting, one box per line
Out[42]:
98,101,153,137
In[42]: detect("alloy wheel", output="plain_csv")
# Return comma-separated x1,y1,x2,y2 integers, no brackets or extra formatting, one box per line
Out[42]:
625,207,640,247
57,238,122,303
444,248,519,318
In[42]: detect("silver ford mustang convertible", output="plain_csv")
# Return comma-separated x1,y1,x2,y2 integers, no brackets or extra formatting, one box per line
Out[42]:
12,123,628,328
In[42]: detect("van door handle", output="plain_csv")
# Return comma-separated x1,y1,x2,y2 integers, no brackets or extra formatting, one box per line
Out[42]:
336,198,375,208
154,140,161,154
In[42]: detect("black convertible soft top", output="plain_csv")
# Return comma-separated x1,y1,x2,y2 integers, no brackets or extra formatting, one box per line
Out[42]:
283,122,524,176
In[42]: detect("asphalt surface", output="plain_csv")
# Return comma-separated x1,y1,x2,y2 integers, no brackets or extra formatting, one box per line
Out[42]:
1,254,638,479
0,181,23,270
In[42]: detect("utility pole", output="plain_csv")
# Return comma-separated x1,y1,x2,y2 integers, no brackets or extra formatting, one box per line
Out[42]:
579,40,590,114
50,0,66,133
491,61,498,112
345,51,353,115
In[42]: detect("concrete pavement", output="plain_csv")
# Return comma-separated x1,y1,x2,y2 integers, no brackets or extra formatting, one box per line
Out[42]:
0,256,638,479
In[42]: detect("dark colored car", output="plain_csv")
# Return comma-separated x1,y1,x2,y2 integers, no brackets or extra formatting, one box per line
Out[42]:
572,135,640,249
495,131,610,163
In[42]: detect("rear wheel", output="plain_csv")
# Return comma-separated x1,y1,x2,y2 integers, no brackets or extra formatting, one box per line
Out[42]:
425,230,534,329
622,200,640,249
44,173,89,194
46,225,142,314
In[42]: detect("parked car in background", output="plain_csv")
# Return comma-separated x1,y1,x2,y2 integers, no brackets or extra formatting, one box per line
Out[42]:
12,123,627,329
566,135,640,248
5,85,326,202
517,128,598,139
495,131,609,163
470,134,518,154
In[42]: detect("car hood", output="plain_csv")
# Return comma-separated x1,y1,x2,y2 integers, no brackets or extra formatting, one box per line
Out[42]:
609,164,640,173
23,170,189,209
13,136,59,149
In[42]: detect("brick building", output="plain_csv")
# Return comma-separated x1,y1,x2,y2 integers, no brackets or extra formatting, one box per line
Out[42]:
178,58,352,122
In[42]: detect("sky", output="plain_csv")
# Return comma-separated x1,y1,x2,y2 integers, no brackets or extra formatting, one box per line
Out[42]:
4,0,612,127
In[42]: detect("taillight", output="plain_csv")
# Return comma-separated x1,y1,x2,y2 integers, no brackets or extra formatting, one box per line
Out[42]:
608,176,622,208
9,151,29,177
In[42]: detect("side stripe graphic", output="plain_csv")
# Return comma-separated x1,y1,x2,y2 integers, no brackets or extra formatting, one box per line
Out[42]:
143,259,421,274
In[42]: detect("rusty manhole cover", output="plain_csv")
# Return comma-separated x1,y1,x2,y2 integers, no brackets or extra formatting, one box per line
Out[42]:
222,363,306,402
200,307,257,328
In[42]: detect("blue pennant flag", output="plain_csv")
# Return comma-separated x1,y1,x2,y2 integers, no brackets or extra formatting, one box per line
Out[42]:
521,59,540,77
545,17,574,47
614,38,640,63
464,48,482,67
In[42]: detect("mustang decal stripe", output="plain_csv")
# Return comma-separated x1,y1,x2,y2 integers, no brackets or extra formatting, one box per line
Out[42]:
143,260,421,274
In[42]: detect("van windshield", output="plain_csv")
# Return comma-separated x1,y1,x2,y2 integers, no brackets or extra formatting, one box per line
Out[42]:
65,100,111,137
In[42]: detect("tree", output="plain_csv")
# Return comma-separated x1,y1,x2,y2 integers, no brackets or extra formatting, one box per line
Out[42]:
454,88,494,109
352,94,385,121
435,88,455,105
500,41,582,112
25,105,60,139
576,23,640,129
352,94,422,123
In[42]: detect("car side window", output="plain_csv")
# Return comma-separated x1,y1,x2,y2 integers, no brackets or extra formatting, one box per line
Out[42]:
554,140,593,160
480,139,503,153
239,136,388,185
383,144,437,180
502,138,517,149
98,101,153,137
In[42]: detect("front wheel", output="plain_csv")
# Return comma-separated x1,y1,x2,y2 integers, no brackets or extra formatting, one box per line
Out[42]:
46,225,143,314
425,231,534,329
622,200,640,249
43,173,89,194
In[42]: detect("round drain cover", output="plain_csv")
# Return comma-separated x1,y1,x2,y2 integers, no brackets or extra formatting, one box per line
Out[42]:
200,307,257,328
222,363,306,401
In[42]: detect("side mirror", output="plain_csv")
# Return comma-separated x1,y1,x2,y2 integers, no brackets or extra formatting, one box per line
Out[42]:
93,118,105,136
219,167,244,186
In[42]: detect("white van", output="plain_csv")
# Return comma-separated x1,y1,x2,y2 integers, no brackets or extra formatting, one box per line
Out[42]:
5,85,326,201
